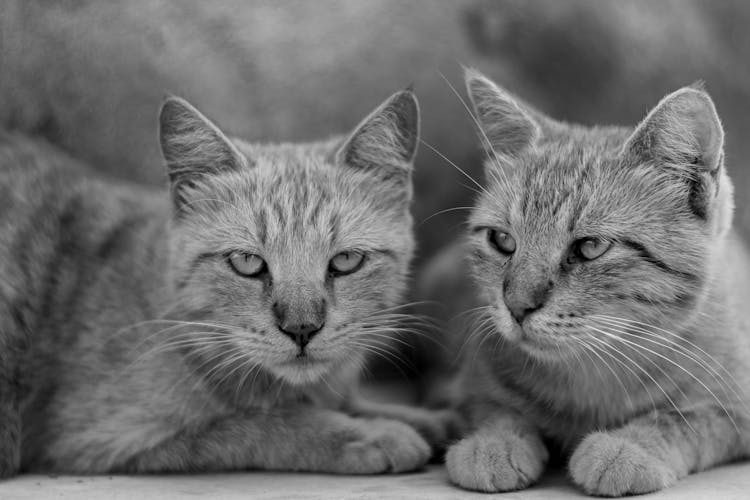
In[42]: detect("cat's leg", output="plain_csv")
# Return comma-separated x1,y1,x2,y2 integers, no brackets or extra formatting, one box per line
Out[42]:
445,409,548,492
346,396,463,450
118,408,431,474
569,405,750,496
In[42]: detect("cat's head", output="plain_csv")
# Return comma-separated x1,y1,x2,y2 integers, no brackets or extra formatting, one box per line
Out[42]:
157,90,418,386
463,69,733,362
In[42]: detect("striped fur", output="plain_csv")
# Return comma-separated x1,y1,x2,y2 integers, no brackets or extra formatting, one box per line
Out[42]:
444,70,750,495
0,90,449,476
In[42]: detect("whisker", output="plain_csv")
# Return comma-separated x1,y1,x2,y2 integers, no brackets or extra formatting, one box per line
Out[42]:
592,317,748,413
419,206,477,226
592,315,748,413
454,311,496,363
582,334,660,417
348,340,412,381
420,139,487,196
584,331,695,433
572,336,637,414
437,71,511,190
589,324,740,431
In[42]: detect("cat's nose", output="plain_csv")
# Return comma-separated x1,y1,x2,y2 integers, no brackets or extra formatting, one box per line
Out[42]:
504,279,552,324
272,301,326,349
278,322,323,349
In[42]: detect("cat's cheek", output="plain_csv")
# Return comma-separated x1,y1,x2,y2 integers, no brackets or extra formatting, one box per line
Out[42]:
490,307,522,343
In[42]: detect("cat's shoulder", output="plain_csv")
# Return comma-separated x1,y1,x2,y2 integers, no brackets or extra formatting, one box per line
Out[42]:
0,131,82,176
0,131,163,210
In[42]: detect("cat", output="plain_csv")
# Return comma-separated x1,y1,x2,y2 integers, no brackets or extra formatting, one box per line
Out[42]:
0,88,451,477
441,68,750,495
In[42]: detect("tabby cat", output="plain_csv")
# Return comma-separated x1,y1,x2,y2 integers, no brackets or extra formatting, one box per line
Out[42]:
443,69,750,495
0,89,446,476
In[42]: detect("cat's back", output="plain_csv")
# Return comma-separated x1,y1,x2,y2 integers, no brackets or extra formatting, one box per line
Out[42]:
0,132,89,302
0,131,161,217
0,131,167,320
0,132,79,218
0,131,142,234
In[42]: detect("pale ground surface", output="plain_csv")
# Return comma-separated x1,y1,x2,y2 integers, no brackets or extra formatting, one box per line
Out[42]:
1,463,749,500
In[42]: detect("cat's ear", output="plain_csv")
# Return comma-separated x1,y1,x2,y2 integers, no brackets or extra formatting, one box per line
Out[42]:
333,89,419,179
159,96,249,209
464,68,543,158
623,85,724,218
623,85,724,173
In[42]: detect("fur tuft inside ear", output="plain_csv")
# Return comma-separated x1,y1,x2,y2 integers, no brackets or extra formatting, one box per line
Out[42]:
159,96,248,210
334,89,419,177
464,68,540,158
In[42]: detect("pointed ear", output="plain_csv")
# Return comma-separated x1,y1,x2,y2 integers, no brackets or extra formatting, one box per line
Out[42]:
333,89,419,179
159,96,248,209
623,85,724,173
623,85,725,218
464,68,542,158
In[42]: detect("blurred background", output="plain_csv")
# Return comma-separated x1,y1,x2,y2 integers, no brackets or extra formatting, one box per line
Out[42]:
2,0,748,386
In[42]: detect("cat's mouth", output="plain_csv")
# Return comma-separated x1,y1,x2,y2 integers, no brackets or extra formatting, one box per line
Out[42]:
273,355,334,385
278,354,332,367
271,354,338,385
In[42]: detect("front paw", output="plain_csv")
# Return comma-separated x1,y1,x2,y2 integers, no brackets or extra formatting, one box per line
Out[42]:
332,418,431,474
445,429,548,492
569,431,677,496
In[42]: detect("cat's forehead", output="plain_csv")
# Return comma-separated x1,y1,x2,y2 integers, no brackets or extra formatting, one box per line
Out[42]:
520,126,631,185
231,142,365,203
195,145,405,253
479,126,644,235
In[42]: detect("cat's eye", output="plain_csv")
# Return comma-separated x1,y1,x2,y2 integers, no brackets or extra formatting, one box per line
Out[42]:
488,229,516,255
227,251,266,277
574,237,612,261
329,251,365,276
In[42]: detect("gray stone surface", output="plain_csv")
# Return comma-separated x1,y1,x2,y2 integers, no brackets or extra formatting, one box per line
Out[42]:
1,463,749,499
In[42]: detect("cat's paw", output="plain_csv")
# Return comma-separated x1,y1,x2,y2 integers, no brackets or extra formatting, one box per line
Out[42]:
569,431,677,496
332,418,431,474
445,430,548,492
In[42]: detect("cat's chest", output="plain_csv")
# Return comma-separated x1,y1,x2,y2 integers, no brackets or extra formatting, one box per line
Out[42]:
235,366,354,412
481,349,637,444
509,374,622,435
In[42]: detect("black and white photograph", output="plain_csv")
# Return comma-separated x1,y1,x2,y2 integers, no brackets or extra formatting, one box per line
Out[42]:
0,1,749,498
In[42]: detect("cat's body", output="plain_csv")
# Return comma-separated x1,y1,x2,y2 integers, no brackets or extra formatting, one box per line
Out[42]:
457,228,750,448
0,91,446,476
443,70,750,496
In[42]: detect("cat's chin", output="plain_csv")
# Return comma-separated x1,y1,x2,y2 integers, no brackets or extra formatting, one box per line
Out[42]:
514,326,580,363
269,356,338,386
517,337,573,363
